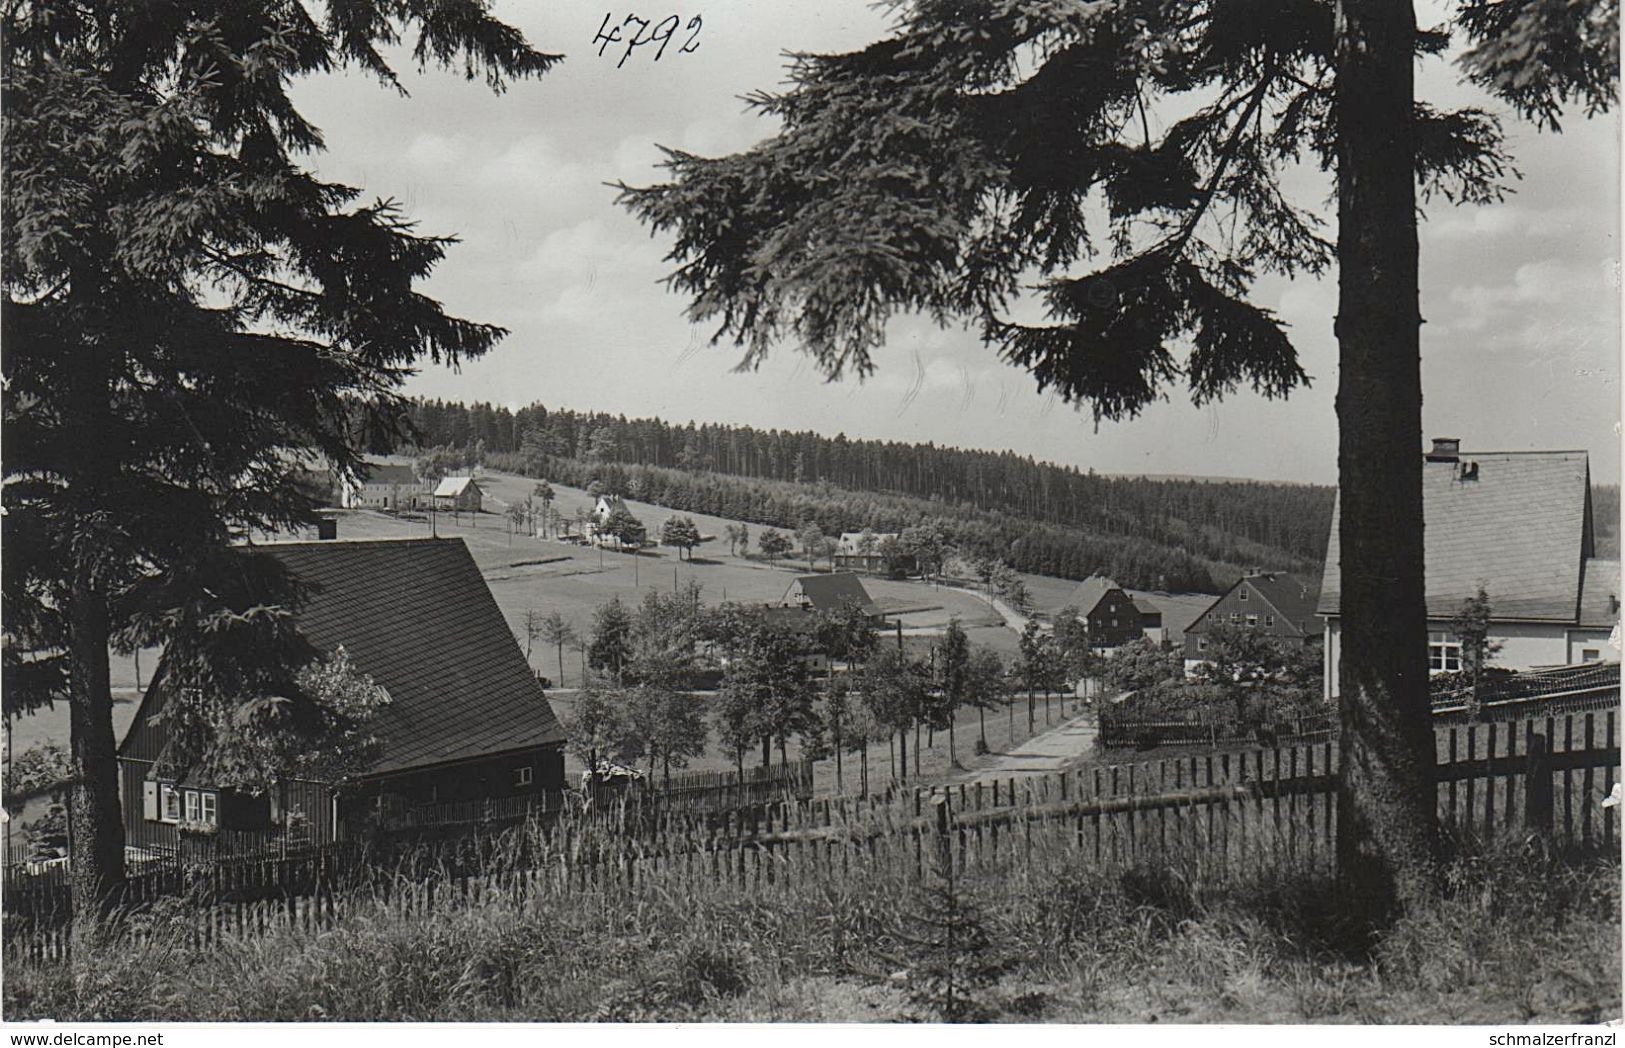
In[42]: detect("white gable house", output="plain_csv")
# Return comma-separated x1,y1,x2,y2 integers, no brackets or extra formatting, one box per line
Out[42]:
1318,440,1619,699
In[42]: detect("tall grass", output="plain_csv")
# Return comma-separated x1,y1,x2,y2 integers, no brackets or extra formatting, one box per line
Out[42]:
7,807,1617,1023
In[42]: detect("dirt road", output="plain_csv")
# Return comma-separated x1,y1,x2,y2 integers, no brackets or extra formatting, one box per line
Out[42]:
949,705,1102,784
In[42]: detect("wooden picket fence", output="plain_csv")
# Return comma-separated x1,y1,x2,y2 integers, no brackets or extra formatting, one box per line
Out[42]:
1104,661,1620,749
1098,714,1335,750
6,710,1616,962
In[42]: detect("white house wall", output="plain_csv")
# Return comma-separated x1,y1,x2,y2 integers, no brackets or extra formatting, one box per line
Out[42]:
1322,617,1613,699
1566,629,1617,664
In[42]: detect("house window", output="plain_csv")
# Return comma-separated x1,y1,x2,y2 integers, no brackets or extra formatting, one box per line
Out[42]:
184,789,201,823
160,783,181,823
514,765,534,788
1583,648,1601,662
1239,589,1248,601
1265,615,1276,627
200,791,218,828
1246,614,1258,627
1428,632,1462,673
1196,638,1207,652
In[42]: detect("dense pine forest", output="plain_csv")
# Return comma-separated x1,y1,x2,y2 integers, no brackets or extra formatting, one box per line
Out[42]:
398,400,1344,593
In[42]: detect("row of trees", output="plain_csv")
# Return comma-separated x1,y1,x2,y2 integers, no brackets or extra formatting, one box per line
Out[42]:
561,585,1113,795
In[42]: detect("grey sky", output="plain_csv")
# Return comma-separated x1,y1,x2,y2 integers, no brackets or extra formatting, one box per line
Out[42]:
291,1,1620,485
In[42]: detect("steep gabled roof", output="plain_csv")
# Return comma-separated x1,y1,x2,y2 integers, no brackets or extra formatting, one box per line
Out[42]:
1061,575,1123,616
1245,573,1319,631
786,572,877,614
433,476,480,497
1318,450,1592,622
120,539,565,777
1578,559,1620,629
360,462,419,486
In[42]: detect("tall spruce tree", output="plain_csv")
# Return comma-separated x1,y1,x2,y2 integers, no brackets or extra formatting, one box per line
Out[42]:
2,1,559,923
617,0,1614,919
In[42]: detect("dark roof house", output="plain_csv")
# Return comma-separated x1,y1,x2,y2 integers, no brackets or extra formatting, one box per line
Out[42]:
782,572,881,616
1059,575,1161,649
1183,572,1320,664
119,538,566,848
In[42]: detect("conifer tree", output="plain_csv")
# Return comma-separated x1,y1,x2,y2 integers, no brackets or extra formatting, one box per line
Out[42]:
3,0,559,922
618,0,1614,917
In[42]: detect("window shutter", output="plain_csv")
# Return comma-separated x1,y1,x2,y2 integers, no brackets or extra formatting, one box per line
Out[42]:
142,780,159,822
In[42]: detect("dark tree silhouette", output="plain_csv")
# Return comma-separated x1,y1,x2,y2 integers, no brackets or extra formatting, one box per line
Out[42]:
2,0,558,925
614,0,1614,920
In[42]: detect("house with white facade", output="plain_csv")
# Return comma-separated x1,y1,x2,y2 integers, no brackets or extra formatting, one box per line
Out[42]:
342,462,427,511
1318,439,1620,699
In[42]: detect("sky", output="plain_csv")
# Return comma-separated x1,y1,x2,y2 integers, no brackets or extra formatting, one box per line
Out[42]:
290,1,1621,485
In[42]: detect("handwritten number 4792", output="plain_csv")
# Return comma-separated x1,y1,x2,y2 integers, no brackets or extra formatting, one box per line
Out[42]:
594,13,701,67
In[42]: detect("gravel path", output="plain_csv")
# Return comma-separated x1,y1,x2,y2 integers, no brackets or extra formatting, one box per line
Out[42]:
949,706,1101,784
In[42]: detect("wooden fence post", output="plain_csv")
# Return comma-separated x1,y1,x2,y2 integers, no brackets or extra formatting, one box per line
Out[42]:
932,794,951,875
1525,727,1553,833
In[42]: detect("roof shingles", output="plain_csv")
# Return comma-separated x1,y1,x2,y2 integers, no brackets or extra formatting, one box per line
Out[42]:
1318,451,1592,622
121,538,565,778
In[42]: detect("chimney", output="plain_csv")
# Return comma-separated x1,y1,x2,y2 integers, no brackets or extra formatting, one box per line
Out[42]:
1426,437,1461,463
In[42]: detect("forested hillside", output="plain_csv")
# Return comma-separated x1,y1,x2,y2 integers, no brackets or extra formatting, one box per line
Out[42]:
402,399,1334,593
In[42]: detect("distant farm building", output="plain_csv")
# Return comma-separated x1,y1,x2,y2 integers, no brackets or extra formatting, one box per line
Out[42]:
782,572,882,619
433,476,484,513
342,462,426,511
1059,575,1163,650
1183,572,1320,674
1318,440,1620,699
118,538,566,851
833,531,898,573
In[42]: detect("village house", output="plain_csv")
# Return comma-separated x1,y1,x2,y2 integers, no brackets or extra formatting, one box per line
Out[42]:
832,530,899,573
1318,440,1620,699
782,572,883,620
118,538,567,850
1058,575,1163,650
1182,572,1321,674
583,493,641,548
432,475,484,514
341,461,427,511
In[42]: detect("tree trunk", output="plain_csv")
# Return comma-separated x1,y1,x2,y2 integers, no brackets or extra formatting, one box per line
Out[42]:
761,734,772,768
835,735,843,793
1333,0,1441,922
66,586,126,934
947,715,956,769
978,706,987,749
913,721,920,776
897,727,907,785
860,739,869,796
557,643,566,688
